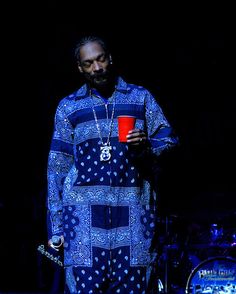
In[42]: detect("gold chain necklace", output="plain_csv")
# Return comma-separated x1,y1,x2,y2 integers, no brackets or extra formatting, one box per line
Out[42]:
91,91,116,161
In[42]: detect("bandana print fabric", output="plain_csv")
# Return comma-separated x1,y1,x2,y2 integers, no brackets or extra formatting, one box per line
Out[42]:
47,77,178,292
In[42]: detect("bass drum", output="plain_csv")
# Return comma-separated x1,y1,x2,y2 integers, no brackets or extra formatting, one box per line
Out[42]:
185,256,236,294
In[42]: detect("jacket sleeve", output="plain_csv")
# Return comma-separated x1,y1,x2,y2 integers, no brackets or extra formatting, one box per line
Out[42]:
130,90,179,181
145,90,179,156
47,101,74,240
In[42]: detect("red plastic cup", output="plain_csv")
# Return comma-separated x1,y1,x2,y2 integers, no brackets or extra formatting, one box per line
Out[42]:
117,115,136,142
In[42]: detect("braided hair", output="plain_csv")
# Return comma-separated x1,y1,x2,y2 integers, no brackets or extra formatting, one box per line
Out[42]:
74,35,109,64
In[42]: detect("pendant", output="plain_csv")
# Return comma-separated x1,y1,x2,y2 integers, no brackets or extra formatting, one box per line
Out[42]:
100,144,112,161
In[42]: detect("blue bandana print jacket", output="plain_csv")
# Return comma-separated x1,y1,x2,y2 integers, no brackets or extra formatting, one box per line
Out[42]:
47,77,178,268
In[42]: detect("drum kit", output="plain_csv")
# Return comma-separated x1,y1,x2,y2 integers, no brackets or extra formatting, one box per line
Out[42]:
156,211,236,293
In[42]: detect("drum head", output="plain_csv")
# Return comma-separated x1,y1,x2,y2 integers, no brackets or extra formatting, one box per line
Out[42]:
185,256,236,293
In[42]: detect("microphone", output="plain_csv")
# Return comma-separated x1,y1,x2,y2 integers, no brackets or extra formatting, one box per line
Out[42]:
52,235,62,246
49,235,64,251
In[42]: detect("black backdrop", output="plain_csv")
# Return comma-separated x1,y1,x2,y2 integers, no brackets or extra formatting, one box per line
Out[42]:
1,2,236,293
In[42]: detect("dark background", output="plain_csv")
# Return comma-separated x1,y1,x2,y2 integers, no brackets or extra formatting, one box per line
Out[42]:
1,2,235,293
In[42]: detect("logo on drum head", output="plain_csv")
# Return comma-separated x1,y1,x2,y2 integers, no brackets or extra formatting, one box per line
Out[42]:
185,256,236,294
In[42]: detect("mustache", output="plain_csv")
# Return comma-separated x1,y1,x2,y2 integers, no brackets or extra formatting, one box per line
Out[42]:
91,71,108,79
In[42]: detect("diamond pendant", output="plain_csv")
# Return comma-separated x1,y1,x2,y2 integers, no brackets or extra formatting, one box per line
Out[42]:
100,144,112,161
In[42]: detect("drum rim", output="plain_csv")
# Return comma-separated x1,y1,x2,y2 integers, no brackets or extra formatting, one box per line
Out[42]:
185,255,236,294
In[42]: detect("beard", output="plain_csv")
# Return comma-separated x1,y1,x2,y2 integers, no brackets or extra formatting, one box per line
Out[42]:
83,67,113,89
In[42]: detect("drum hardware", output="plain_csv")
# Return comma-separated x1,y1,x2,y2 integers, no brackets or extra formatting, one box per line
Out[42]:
156,212,236,293
210,223,224,243
160,243,193,293
157,278,164,293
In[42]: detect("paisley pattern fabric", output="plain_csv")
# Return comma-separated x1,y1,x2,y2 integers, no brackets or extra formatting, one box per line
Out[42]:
47,77,178,292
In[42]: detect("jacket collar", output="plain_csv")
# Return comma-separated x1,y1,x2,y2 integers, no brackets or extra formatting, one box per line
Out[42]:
74,77,131,100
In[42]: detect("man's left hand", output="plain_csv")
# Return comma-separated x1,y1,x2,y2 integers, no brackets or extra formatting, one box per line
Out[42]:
126,129,147,146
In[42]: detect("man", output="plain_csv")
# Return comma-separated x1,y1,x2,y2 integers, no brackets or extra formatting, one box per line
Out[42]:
47,35,178,293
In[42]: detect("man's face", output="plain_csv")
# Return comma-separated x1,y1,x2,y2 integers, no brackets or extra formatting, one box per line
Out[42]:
78,41,112,88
